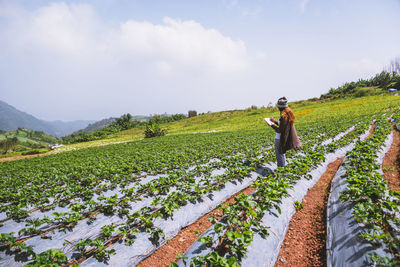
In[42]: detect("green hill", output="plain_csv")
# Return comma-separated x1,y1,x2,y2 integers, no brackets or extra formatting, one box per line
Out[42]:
61,71,400,148
62,113,186,144
3,71,400,155
57,94,400,152
0,128,58,155
320,71,400,99
1,94,400,160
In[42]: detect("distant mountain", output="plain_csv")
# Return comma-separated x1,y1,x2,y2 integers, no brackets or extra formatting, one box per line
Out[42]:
79,117,116,133
0,100,94,137
45,120,94,137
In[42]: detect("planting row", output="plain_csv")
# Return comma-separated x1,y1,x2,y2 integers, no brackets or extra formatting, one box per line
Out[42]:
3,103,400,266
0,115,369,266
175,116,375,266
327,115,400,266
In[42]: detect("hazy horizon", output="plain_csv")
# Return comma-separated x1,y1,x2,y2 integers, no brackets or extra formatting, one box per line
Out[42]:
1,0,399,121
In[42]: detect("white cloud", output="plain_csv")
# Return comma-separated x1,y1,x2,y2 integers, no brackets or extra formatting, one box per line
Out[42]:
299,0,310,13
155,61,173,73
242,7,262,17
2,3,248,73
223,0,239,9
255,51,267,59
6,3,99,54
3,1,396,122
117,17,248,72
0,2,251,120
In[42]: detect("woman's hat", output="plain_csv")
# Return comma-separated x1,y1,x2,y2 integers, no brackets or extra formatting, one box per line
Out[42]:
276,97,288,108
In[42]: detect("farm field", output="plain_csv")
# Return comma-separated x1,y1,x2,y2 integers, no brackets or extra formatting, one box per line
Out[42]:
0,95,400,266
29,94,400,153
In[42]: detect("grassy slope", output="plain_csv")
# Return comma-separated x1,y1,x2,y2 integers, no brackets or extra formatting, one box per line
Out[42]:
0,129,60,158
0,129,57,142
50,94,400,153
154,94,399,134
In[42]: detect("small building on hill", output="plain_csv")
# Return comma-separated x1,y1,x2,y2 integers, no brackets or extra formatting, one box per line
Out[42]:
49,144,65,150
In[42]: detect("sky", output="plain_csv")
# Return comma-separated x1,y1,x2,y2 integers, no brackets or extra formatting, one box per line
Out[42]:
0,0,399,121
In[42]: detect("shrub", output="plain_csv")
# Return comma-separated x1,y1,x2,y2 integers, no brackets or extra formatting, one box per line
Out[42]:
0,137,18,152
144,124,167,138
188,110,197,117
354,89,368,97
22,148,48,155
22,149,42,155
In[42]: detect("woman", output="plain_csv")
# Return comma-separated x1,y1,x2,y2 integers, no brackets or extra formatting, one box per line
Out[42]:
267,97,301,167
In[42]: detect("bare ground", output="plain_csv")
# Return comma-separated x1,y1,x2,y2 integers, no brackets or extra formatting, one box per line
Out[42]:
275,157,344,267
382,128,400,191
0,152,56,162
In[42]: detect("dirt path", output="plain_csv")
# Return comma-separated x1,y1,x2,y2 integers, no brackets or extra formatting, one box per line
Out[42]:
367,124,376,139
0,152,56,162
138,186,255,267
275,157,344,267
382,128,400,191
276,123,376,266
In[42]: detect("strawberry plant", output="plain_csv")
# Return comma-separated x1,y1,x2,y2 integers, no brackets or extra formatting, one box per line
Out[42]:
1,106,399,265
339,117,400,265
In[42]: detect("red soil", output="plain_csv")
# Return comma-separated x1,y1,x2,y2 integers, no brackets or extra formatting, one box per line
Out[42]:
275,157,344,267
367,124,377,139
382,128,400,191
0,153,53,162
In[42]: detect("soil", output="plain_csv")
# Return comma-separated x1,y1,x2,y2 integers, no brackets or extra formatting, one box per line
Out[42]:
275,157,344,267
0,152,55,162
382,128,400,191
138,186,255,267
366,124,377,139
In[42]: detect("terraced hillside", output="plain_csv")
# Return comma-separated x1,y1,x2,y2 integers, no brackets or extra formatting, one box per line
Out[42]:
0,128,58,156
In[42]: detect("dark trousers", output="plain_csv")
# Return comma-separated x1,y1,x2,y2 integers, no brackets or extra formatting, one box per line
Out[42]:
274,138,286,167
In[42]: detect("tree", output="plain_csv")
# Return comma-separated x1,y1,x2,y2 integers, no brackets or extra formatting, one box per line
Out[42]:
144,124,167,138
115,113,133,130
372,71,391,89
386,57,400,75
188,110,197,118
1,137,18,153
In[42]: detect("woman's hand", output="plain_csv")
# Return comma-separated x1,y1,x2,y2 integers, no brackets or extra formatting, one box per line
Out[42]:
270,117,277,124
